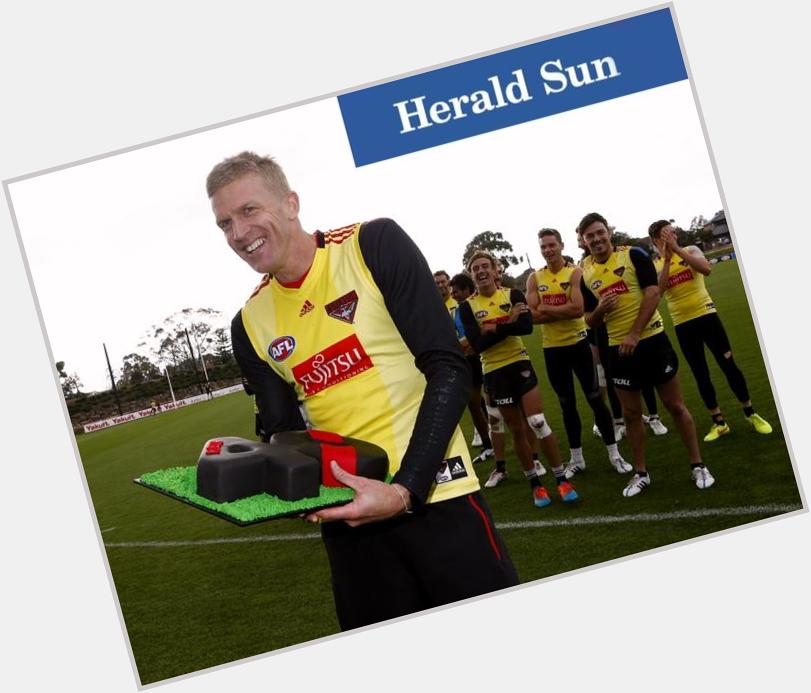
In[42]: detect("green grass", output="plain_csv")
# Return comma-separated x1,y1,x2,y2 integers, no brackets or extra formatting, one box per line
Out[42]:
78,260,800,685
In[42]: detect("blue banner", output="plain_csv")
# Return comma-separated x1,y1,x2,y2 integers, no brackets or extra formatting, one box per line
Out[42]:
338,8,686,167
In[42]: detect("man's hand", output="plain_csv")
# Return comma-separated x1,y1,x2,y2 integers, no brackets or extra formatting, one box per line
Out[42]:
508,302,529,323
598,293,619,314
304,461,411,527
619,331,640,357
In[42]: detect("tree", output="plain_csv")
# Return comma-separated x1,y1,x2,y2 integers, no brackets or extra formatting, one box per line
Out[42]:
212,327,233,363
140,307,227,370
462,231,520,275
55,360,83,398
118,353,161,386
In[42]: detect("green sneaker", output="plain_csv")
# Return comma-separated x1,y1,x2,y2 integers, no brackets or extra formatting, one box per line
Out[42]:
746,413,773,435
704,422,730,442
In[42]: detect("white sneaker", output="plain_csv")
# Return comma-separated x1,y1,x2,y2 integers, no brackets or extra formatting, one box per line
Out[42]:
564,459,586,480
592,423,602,439
484,469,507,488
646,415,668,436
692,465,715,489
533,459,547,477
614,422,626,442
471,431,483,447
609,454,633,474
622,472,651,497
472,448,494,465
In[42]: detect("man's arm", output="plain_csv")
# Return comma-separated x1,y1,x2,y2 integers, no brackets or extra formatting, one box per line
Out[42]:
231,311,307,434
620,247,661,356
535,267,586,323
582,276,612,328
663,228,712,276
459,298,512,353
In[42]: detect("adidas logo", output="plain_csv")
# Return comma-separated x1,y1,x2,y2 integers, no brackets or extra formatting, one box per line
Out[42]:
299,300,315,317
451,461,464,474
664,364,674,373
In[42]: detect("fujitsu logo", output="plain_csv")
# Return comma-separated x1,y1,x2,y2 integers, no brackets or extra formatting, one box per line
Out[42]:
667,269,692,288
542,294,567,306
598,281,629,297
292,334,373,396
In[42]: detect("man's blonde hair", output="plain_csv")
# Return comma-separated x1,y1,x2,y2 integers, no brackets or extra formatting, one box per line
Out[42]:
466,249,500,273
206,151,291,198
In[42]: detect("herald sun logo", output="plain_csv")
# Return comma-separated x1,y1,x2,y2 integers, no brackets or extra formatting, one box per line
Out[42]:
292,334,373,396
269,336,296,362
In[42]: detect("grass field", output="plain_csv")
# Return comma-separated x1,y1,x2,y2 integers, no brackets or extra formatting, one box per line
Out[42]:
78,259,802,685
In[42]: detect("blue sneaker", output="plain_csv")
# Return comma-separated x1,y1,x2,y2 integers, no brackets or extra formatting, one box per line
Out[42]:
557,480,579,502
533,486,551,508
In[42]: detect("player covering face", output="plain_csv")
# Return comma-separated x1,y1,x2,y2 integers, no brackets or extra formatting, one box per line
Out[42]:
578,212,714,497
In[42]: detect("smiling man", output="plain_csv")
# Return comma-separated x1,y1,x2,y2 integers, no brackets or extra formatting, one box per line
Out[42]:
457,249,577,507
207,151,517,630
526,228,630,477
578,212,714,497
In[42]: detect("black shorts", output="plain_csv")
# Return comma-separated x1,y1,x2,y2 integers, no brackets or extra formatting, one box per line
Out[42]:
466,354,484,389
321,491,518,630
483,359,538,407
608,332,679,391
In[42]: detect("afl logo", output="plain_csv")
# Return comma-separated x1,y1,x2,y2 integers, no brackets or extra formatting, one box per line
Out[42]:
538,284,549,292
591,280,603,290
269,336,296,362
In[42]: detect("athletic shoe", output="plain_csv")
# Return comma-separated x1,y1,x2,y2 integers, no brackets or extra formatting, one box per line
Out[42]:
484,469,507,488
533,486,552,508
703,422,730,442
592,423,602,439
557,480,579,502
534,459,547,477
746,413,773,435
622,473,651,497
614,422,626,442
646,415,668,436
472,448,494,465
564,459,586,480
692,465,715,489
471,431,483,447
609,454,633,474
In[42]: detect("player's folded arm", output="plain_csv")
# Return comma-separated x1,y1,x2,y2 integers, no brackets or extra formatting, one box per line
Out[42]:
359,218,471,504
492,288,533,336
231,311,306,436
457,300,505,353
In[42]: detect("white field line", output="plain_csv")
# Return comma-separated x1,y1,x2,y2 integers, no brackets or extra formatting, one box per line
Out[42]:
104,503,802,548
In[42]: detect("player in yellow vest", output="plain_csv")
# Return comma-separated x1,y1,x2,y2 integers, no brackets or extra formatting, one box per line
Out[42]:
457,249,578,507
578,212,714,497
433,269,459,317
648,220,772,441
526,228,631,477
207,151,517,629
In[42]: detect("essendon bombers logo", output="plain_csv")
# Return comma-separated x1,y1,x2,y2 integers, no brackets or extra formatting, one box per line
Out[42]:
613,266,626,277
325,290,359,324
499,303,511,312
292,334,373,396
560,282,570,290
268,336,296,362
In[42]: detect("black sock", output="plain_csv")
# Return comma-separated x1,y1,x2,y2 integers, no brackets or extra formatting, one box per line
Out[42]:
743,405,755,417
481,435,493,449
691,463,705,470
637,470,649,477
496,459,506,473
712,413,726,425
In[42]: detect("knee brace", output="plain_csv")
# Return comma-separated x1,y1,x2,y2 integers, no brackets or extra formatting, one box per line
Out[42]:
486,405,505,434
527,413,553,439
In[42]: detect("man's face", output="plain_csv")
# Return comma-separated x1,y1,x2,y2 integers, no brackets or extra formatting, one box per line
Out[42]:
470,257,497,291
434,273,450,300
539,234,563,263
450,284,471,302
580,221,613,262
211,173,298,275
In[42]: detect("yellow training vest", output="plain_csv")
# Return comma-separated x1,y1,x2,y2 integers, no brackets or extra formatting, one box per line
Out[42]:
466,287,529,374
654,251,716,326
534,265,588,348
240,223,478,504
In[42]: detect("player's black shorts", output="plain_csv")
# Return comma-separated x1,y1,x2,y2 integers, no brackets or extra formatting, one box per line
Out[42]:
466,354,484,389
321,491,518,630
608,331,679,391
483,359,538,407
